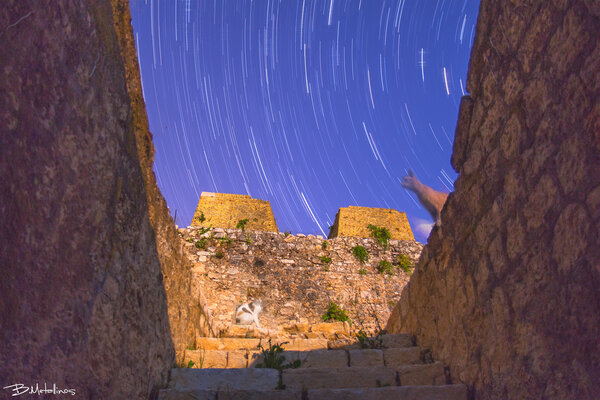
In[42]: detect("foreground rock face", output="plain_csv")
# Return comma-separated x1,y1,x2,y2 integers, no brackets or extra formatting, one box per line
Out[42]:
0,1,209,398
111,0,216,353
388,1,600,399
179,227,422,335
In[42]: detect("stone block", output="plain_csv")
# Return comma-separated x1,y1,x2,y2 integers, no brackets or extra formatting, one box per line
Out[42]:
381,334,413,348
306,385,468,400
282,367,396,390
185,350,227,368
382,347,422,366
227,350,248,368
302,350,348,368
282,338,328,351
216,390,303,400
397,362,446,386
310,322,348,336
348,349,384,367
169,368,280,391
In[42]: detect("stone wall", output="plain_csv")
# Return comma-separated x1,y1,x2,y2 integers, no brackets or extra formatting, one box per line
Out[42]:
0,1,214,398
0,1,176,399
192,192,279,232
111,0,216,354
388,1,600,399
179,227,422,336
329,206,414,241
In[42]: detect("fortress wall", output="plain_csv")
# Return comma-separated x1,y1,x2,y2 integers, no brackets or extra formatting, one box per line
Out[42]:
0,1,213,398
387,1,600,399
192,192,279,232
111,0,216,352
179,227,422,336
329,206,414,241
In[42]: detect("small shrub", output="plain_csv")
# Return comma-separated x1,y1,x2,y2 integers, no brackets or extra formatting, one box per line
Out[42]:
217,236,233,246
256,339,302,370
357,329,384,349
196,212,206,223
367,224,391,249
397,254,413,274
322,241,328,249
215,250,224,259
322,301,349,322
378,260,394,275
358,268,367,275
195,239,207,249
284,231,291,237
185,360,195,368
245,234,252,245
186,238,194,243
351,245,369,264
320,255,332,264
236,218,249,231
199,226,211,235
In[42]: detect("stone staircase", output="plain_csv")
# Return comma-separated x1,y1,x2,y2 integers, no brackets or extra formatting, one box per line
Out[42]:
158,325,467,400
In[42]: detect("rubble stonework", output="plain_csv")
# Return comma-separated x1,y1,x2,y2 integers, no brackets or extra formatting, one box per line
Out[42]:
179,227,422,335
388,1,600,399
328,206,414,241
192,192,279,232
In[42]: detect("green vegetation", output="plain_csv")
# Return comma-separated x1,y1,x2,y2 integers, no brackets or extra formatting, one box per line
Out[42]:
255,339,301,370
322,301,349,323
236,218,249,231
322,241,328,249
215,250,224,259
378,260,394,275
195,239,207,249
320,255,332,264
284,231,291,237
351,245,369,264
367,224,391,249
196,212,206,223
217,236,233,246
245,234,252,245
357,329,384,349
397,254,413,274
199,226,211,235
358,268,367,275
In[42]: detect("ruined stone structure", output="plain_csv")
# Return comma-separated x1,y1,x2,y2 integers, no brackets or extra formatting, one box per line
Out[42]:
179,227,422,337
328,206,415,241
192,192,279,232
388,1,600,399
1,1,213,399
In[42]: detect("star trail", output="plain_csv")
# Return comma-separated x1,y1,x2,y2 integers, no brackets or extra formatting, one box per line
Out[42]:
130,0,480,242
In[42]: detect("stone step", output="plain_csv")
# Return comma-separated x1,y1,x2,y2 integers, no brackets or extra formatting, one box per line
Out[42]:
184,346,424,369
167,362,445,392
159,385,468,400
194,333,412,352
281,363,446,390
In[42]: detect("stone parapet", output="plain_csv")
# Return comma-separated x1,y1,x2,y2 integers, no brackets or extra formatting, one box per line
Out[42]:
328,206,414,241
192,192,278,232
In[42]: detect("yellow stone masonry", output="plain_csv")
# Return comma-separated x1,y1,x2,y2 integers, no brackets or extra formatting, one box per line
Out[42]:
191,192,278,232
328,206,414,241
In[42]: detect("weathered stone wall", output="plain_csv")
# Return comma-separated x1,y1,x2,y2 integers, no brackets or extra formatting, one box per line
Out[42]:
179,227,422,336
192,192,279,232
0,1,175,398
388,1,600,399
0,1,214,398
111,0,216,354
329,206,414,241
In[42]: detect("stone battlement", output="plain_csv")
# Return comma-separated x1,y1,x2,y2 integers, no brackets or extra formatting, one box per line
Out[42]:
329,206,414,241
192,192,278,232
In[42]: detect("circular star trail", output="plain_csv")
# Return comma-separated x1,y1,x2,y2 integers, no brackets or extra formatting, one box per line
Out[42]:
130,0,480,242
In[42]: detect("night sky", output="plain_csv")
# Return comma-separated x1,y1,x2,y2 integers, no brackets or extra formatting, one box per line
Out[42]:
130,0,480,243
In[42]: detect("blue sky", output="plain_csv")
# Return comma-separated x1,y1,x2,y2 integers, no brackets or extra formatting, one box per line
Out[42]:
130,0,480,242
